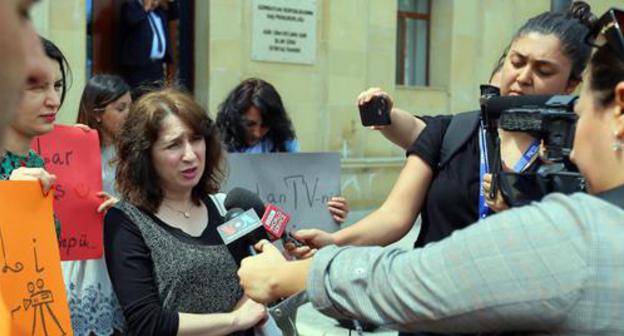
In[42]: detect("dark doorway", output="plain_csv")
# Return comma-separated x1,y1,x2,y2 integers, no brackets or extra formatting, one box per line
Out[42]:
88,0,195,93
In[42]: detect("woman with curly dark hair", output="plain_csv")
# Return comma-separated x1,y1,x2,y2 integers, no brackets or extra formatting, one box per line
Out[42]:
104,88,271,335
216,78,299,153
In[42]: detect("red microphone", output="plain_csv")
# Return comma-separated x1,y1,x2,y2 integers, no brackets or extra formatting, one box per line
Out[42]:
261,203,290,240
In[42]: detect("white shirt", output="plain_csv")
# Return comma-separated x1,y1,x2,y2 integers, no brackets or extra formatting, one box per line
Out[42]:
147,11,166,60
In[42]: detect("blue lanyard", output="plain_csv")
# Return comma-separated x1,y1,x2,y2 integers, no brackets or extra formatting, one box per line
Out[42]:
512,139,540,172
478,125,490,218
478,126,540,218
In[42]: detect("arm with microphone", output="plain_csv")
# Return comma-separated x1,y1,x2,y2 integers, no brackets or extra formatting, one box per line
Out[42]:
217,187,308,335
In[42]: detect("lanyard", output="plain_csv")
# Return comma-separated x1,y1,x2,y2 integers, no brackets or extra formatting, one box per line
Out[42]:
512,139,540,172
478,126,540,218
478,125,490,218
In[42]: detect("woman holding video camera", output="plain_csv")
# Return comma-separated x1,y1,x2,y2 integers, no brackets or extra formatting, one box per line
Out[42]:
289,3,595,254
239,8,624,333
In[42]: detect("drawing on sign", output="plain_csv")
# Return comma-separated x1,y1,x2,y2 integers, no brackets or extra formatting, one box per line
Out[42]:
33,239,44,273
0,226,23,273
73,183,90,199
24,278,67,336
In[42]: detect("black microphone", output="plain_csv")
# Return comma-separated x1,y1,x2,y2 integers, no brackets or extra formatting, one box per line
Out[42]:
482,95,553,120
220,189,311,310
223,187,265,218
217,206,268,265
217,188,293,265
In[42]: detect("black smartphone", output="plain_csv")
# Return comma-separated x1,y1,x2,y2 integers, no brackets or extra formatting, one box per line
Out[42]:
359,96,391,126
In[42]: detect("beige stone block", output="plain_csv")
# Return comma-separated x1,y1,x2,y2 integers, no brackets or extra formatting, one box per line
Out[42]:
327,49,367,77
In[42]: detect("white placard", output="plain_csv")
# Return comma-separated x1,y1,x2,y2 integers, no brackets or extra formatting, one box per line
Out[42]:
221,153,341,233
251,0,317,65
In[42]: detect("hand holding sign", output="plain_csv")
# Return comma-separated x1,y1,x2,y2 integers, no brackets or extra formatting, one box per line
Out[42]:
9,167,57,195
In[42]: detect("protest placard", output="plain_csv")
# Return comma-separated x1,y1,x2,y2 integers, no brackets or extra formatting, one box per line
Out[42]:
0,181,73,335
32,125,103,260
222,153,341,233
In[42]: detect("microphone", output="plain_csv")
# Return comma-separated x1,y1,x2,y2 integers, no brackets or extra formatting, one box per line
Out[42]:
217,207,268,264
223,187,265,218
217,188,293,264
220,189,310,311
482,95,553,120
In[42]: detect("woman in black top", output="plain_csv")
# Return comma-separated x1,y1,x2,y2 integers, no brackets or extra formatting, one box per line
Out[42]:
104,88,268,335
289,4,595,254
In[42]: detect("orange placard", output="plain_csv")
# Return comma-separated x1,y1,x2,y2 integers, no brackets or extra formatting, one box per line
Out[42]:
32,125,104,260
0,181,73,336
0,295,9,335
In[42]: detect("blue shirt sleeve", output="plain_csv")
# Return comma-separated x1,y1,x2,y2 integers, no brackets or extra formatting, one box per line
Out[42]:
285,139,300,153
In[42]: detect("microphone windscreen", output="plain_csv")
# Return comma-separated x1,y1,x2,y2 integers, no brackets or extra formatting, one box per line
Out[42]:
224,187,266,217
484,95,552,118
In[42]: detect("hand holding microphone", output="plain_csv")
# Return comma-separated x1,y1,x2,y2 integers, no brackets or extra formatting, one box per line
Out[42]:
284,228,336,259
238,240,288,304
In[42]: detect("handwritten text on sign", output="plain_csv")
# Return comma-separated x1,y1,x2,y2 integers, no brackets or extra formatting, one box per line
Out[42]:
0,181,73,335
251,0,316,64
222,153,340,233
32,125,104,260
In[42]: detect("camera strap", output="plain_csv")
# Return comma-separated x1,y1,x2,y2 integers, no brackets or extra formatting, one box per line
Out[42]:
478,128,540,218
478,125,492,219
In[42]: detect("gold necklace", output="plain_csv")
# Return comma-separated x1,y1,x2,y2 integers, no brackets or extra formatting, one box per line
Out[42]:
162,201,193,219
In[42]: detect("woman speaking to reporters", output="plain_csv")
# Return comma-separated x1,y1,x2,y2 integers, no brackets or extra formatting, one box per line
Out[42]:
104,88,270,335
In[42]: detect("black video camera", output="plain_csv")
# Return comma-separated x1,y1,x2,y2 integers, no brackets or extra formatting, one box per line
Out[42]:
481,93,585,207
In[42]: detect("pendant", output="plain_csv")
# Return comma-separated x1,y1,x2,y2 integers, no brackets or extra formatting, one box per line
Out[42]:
182,211,191,219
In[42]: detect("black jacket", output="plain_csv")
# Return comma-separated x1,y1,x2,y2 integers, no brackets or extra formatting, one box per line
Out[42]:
119,0,179,66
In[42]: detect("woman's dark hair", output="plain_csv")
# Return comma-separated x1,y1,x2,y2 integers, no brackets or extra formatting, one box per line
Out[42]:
588,45,624,107
216,78,296,152
76,74,130,146
512,1,596,81
489,46,509,82
116,88,225,213
41,37,71,106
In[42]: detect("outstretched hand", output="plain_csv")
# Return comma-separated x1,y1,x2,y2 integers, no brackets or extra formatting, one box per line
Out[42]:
283,228,337,259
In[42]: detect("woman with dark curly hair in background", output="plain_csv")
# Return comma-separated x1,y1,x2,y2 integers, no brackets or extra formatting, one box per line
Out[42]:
216,78,350,225
216,78,298,153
